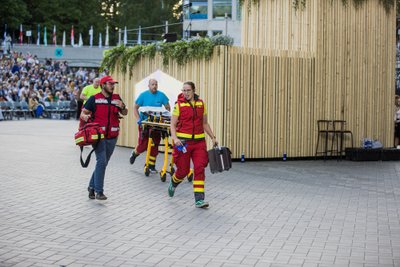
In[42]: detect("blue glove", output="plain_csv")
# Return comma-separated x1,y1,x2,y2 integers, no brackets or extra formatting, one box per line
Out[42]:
137,118,142,126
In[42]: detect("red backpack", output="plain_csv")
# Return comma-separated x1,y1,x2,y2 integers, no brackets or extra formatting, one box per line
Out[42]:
74,122,105,167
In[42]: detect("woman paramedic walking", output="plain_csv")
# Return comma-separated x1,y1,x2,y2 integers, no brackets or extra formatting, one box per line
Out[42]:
169,81,218,208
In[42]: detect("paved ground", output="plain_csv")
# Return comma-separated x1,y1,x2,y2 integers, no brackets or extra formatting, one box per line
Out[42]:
0,120,400,267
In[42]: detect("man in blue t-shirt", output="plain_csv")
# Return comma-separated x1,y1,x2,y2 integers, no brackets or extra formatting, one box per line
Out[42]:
130,79,170,173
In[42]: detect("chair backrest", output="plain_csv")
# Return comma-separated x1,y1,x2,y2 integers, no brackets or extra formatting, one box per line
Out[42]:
20,101,29,109
63,101,71,109
317,120,333,132
332,120,348,132
13,101,21,109
50,102,59,109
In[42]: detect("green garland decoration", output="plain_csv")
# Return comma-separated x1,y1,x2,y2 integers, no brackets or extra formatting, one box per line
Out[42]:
239,0,395,12
101,35,233,76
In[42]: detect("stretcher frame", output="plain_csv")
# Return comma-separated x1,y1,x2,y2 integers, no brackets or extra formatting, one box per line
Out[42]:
141,113,193,182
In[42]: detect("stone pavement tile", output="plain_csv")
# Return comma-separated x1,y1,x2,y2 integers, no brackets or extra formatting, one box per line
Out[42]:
274,252,293,264
301,261,319,267
345,263,364,267
192,256,213,265
103,259,128,267
30,263,56,267
53,256,77,266
287,256,304,265
254,261,272,267
334,256,350,265
2,121,400,267
155,258,175,267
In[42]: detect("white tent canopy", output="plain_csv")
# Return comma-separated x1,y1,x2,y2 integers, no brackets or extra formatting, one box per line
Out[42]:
134,70,183,110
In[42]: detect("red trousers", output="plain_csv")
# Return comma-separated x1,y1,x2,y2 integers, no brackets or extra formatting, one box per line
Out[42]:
172,139,208,200
136,125,161,165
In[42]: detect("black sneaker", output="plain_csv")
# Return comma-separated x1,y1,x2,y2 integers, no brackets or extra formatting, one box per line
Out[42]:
88,187,95,199
95,192,107,200
149,164,158,173
129,152,139,164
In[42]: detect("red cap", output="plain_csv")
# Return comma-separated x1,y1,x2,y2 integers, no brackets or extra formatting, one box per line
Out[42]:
100,75,118,85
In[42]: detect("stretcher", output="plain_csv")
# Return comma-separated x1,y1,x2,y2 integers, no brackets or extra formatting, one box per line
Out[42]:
140,109,193,182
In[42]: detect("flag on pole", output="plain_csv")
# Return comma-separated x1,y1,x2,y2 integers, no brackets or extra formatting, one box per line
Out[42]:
123,26,127,45
53,25,56,45
36,24,40,46
99,33,102,48
62,31,66,47
19,24,23,45
78,33,83,47
3,24,7,49
105,25,109,47
43,26,47,46
89,26,93,47
71,26,75,46
138,26,142,45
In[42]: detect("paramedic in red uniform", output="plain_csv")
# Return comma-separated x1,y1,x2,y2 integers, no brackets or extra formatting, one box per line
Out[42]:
80,76,128,200
169,81,218,208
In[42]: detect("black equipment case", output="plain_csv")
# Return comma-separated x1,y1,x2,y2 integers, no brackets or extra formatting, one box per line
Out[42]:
208,146,232,173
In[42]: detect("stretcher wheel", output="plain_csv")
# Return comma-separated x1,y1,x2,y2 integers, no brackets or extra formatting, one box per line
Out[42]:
144,167,150,177
187,172,193,182
160,173,166,182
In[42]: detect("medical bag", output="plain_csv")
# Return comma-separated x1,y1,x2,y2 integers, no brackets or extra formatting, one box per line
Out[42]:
74,122,105,168
208,146,232,174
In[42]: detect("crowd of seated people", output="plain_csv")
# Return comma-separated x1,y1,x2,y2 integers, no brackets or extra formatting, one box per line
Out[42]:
0,51,104,121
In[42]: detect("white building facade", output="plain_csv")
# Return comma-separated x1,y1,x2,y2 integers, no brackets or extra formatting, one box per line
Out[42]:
183,0,242,45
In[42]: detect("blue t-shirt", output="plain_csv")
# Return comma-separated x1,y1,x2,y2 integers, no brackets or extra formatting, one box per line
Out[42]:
136,90,169,120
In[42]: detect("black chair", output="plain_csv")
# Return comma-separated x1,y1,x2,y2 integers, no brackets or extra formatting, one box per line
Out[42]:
331,120,354,159
0,102,13,120
315,120,335,159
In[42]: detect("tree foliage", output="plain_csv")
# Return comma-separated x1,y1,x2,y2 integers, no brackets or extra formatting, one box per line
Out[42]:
0,0,181,45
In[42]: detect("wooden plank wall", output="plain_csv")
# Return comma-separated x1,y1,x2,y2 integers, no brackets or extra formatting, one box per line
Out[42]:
241,0,317,53
224,48,315,158
113,47,226,152
315,0,395,149
239,0,395,155
114,47,315,159
115,0,395,159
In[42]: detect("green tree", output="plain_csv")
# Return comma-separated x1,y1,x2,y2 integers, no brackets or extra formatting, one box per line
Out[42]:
0,0,30,32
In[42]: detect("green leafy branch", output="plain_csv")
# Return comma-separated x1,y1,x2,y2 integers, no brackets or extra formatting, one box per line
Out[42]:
101,35,234,76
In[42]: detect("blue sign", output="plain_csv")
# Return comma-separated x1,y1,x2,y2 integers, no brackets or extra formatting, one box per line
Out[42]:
55,48,63,58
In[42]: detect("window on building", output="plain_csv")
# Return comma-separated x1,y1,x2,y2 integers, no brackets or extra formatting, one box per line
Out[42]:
213,0,232,19
236,0,242,20
189,31,209,38
212,31,223,36
186,1,208,20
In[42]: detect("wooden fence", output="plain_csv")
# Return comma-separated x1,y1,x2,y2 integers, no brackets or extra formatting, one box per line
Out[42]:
114,0,395,159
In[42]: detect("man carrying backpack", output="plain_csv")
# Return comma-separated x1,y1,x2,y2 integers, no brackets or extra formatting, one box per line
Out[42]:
80,75,128,200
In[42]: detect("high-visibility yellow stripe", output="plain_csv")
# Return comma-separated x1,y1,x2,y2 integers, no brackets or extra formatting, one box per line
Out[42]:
149,160,155,165
177,132,205,139
172,174,183,183
195,102,203,106
75,137,84,144
194,188,205,193
193,180,204,185
91,134,104,140
149,156,156,160
180,103,191,107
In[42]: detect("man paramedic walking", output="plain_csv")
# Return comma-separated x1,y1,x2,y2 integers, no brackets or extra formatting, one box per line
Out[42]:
129,79,170,173
169,81,218,208
80,76,128,200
